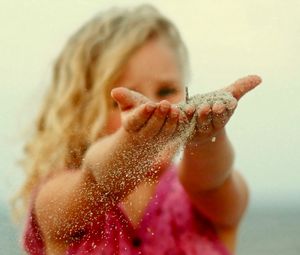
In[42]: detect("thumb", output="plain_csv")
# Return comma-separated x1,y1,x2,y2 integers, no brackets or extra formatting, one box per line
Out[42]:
225,75,262,100
111,87,136,111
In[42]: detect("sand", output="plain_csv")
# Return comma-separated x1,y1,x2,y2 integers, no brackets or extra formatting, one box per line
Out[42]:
93,90,236,209
175,89,234,145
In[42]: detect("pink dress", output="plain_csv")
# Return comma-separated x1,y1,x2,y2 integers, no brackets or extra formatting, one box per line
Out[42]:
23,166,231,255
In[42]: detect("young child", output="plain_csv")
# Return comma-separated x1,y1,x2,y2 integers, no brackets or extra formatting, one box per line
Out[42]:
19,4,261,255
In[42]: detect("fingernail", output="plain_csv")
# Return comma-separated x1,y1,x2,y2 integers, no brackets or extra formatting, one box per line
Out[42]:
170,109,179,118
146,103,156,112
227,100,237,110
159,104,169,113
214,105,224,114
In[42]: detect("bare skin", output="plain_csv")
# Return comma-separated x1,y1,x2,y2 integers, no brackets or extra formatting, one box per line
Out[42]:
34,37,261,254
114,75,261,253
35,93,186,254
178,75,261,252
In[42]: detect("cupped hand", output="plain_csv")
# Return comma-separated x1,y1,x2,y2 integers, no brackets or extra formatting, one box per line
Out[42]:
111,87,187,142
185,75,262,139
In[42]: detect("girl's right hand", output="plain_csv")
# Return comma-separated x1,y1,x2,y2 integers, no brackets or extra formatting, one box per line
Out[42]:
111,87,186,143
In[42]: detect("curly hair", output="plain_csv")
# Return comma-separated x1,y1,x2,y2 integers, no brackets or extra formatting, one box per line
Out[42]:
12,4,189,219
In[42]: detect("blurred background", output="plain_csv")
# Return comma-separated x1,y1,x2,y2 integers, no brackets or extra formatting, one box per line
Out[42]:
0,0,299,254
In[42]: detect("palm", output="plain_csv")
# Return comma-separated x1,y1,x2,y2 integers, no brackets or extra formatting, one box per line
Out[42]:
190,75,262,139
111,87,184,143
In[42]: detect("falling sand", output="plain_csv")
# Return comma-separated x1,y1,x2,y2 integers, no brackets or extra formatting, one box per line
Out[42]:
176,89,235,145
49,89,237,252
95,89,236,207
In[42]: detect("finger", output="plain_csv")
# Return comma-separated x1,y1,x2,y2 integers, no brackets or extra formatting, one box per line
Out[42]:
140,100,171,137
197,104,213,134
159,105,180,139
183,104,196,121
226,97,238,111
212,100,225,114
226,98,238,118
212,101,229,129
124,102,157,132
197,103,211,122
225,75,262,100
111,87,147,111
178,109,188,124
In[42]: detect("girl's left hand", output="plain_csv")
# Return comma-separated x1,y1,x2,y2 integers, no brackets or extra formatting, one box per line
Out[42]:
188,75,262,140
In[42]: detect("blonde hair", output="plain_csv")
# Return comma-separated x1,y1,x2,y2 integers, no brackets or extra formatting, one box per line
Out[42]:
13,4,189,218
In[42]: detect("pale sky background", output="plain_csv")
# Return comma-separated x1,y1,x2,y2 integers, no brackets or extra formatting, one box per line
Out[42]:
0,0,300,212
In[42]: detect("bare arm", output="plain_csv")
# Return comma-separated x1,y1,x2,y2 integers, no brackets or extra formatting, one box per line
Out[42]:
179,130,249,253
35,87,184,248
179,129,249,227
178,75,261,252
35,129,142,242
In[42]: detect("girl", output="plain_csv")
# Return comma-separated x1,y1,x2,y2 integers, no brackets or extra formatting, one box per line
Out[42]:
19,4,261,255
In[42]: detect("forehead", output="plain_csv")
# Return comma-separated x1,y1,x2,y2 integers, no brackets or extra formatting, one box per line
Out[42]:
117,38,183,88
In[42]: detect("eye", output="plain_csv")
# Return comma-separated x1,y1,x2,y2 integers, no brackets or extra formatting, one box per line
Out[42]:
157,87,177,97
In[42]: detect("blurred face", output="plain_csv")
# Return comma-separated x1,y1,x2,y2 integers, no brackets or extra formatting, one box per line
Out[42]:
106,37,185,134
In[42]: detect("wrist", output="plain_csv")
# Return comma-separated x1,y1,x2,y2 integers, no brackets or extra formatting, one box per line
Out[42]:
187,128,227,148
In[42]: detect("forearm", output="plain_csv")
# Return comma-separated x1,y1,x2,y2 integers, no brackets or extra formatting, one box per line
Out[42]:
179,129,234,192
35,168,104,242
36,128,163,243
83,127,164,201
178,129,249,228
189,170,249,227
